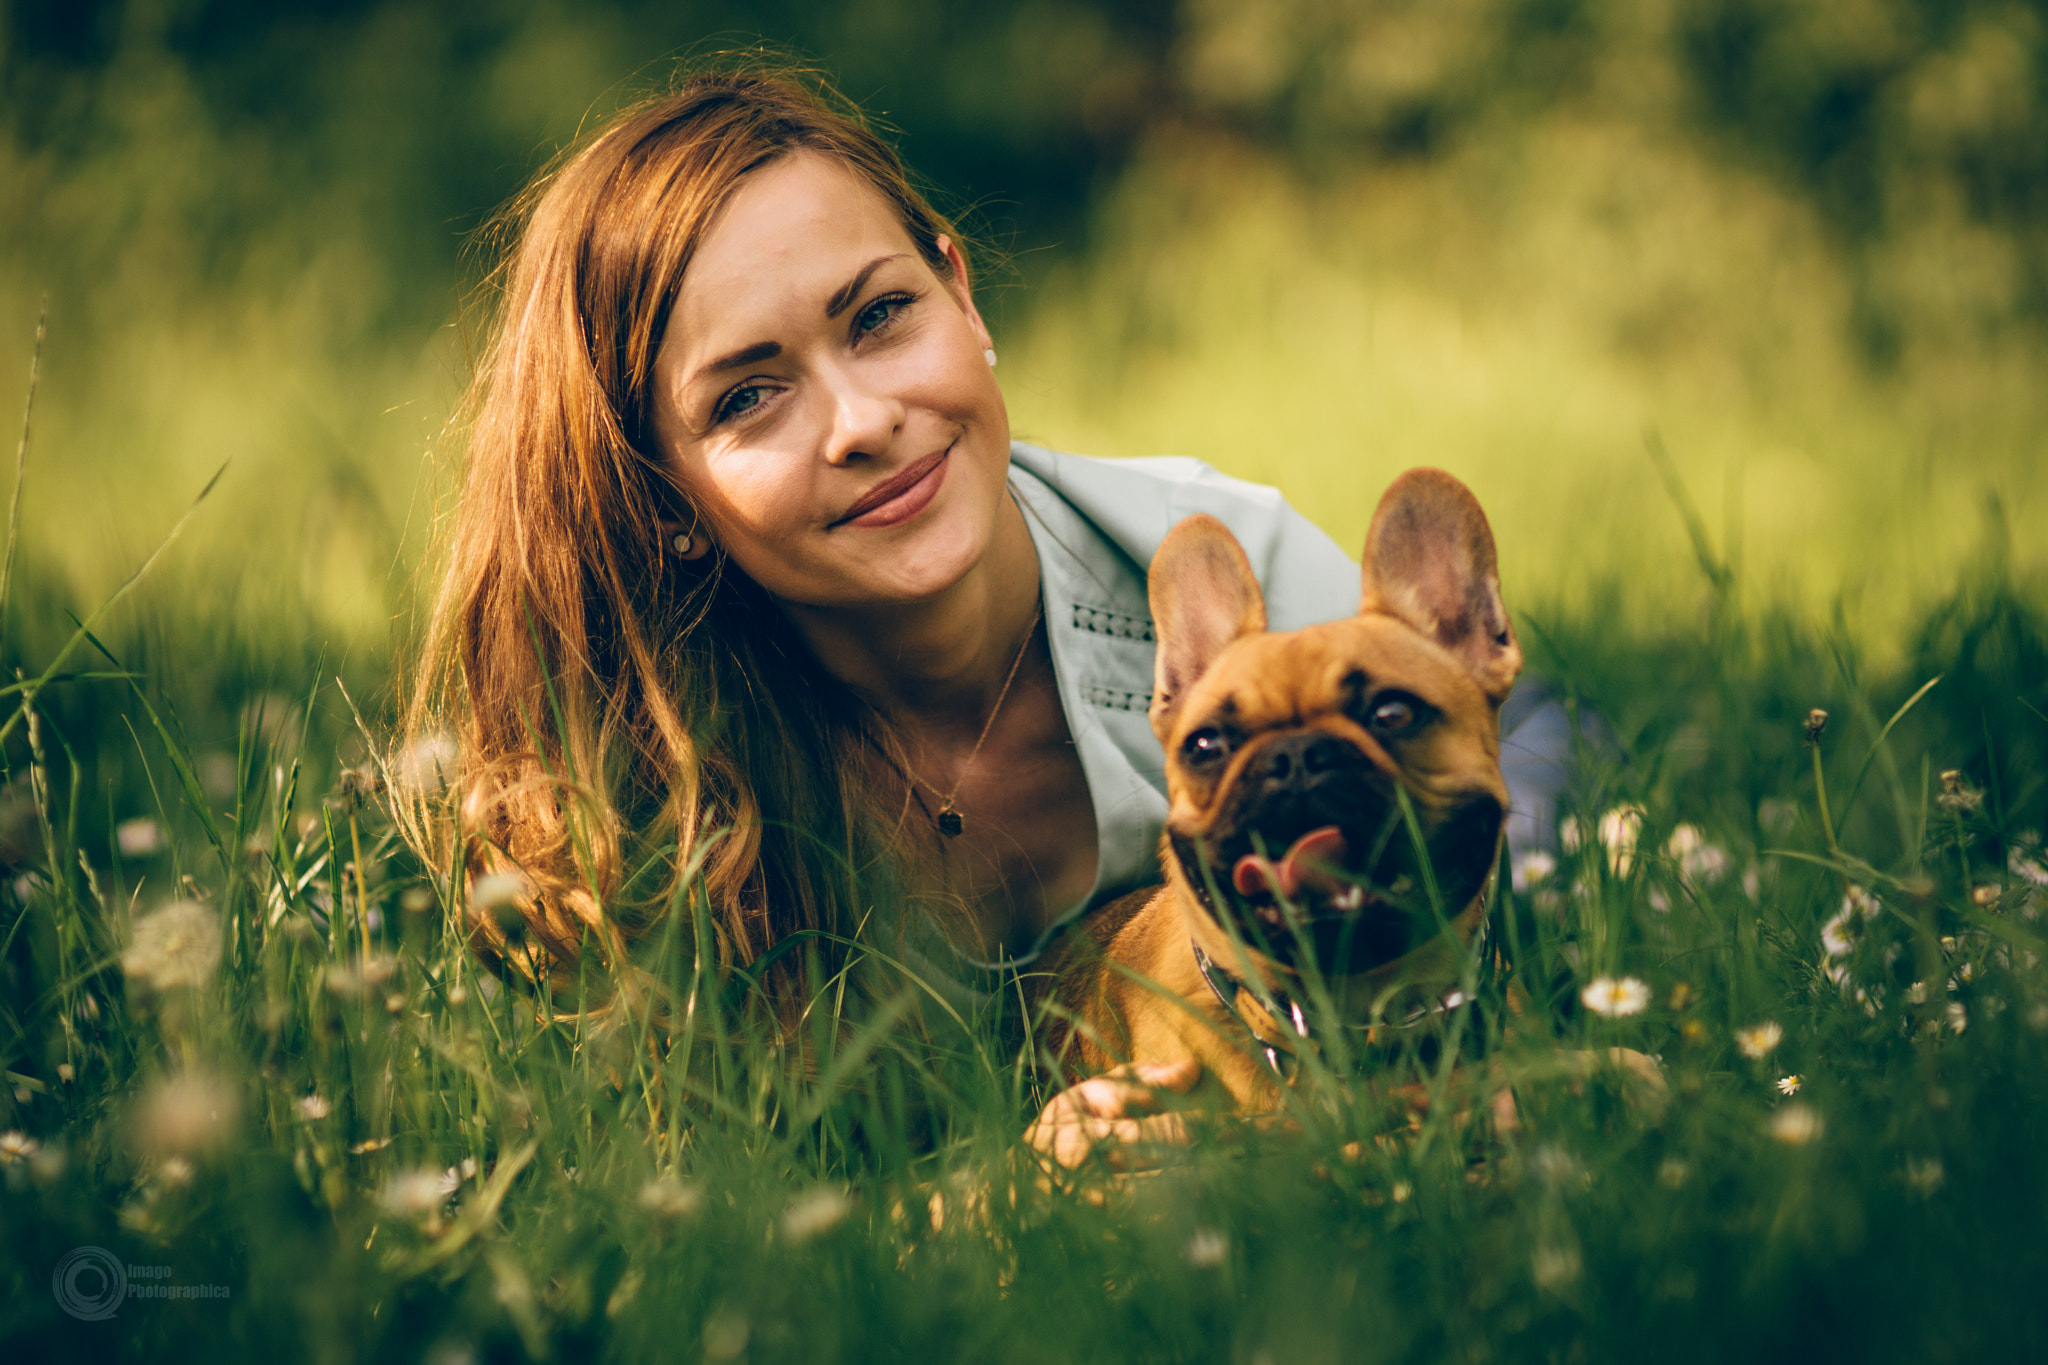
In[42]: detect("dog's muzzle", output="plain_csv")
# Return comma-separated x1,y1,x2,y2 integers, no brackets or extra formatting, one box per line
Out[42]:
1172,728,1504,972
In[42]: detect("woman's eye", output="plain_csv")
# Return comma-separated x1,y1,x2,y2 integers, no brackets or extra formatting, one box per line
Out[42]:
714,383,768,424
1182,729,1229,766
1368,695,1420,736
853,292,912,339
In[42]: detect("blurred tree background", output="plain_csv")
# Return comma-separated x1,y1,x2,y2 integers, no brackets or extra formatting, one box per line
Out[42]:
2,0,2044,654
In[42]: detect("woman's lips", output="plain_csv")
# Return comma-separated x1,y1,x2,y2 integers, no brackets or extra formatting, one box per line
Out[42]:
832,448,950,528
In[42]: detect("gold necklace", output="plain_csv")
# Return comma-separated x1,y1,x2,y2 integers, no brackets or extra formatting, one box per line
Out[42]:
922,600,1043,837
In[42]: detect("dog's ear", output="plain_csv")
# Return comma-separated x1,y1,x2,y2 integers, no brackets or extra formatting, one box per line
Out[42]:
1360,468,1522,700
1148,514,1268,743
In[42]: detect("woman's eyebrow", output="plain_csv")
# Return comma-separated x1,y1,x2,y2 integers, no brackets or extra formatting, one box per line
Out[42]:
824,254,908,319
691,339,781,388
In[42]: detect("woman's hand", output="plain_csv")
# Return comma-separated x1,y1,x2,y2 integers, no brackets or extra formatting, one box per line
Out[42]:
1023,1057,1203,1170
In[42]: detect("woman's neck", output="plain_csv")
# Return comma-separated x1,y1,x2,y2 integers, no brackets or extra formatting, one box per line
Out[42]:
778,493,1044,730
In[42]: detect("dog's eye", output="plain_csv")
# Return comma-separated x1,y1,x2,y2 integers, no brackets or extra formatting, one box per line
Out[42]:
1368,693,1425,737
1182,728,1230,767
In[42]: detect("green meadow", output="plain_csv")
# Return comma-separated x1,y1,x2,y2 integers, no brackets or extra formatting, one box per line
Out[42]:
4,4,2046,1359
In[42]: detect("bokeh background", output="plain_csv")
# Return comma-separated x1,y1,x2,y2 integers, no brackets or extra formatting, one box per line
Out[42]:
3,0,2045,657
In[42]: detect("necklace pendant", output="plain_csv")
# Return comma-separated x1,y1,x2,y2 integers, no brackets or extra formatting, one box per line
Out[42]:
936,809,964,837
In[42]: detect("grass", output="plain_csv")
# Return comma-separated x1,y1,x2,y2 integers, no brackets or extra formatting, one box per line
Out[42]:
2,372,2045,1361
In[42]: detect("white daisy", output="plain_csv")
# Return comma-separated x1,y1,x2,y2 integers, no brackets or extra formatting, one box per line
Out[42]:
1776,1074,1802,1095
380,1168,451,1219
1511,850,1556,892
2009,838,2048,886
1581,975,1651,1018
1821,885,1879,959
1736,1021,1783,1059
1666,825,1733,883
1597,805,1645,875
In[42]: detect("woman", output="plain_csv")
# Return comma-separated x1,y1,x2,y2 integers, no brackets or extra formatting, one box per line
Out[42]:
407,66,1567,1153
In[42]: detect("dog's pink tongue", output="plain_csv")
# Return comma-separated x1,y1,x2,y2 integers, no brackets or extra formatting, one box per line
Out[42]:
1231,826,1348,900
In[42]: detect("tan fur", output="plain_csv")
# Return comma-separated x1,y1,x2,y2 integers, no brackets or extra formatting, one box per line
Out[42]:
1045,469,1522,1111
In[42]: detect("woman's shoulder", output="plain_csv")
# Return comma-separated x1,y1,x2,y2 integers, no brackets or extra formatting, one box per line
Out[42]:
1008,442,1359,630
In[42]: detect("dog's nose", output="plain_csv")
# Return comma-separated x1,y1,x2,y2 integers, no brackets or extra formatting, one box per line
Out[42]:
1256,732,1359,793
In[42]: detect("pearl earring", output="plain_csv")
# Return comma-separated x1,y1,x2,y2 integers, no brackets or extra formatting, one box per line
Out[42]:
672,532,693,556
984,348,997,368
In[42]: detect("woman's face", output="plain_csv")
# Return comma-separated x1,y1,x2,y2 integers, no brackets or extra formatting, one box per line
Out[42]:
649,152,1010,610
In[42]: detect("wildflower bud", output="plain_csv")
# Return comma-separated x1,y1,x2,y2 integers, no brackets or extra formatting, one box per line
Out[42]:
129,1070,241,1159
1937,769,1983,814
1803,709,1828,746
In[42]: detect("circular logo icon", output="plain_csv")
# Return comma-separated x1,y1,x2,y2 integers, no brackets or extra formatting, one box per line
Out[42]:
53,1246,126,1321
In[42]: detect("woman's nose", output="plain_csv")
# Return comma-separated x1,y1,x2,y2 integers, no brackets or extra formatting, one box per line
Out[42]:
819,364,905,466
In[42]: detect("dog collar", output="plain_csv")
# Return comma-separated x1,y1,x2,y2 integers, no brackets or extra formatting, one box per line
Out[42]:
1188,925,1482,1083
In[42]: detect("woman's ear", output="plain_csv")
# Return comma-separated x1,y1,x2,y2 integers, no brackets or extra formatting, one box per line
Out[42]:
658,514,714,562
935,235,992,353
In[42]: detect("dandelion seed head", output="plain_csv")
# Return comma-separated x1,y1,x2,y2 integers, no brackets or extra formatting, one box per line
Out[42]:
1736,1021,1784,1059
1186,1228,1229,1267
781,1187,851,1243
1581,975,1651,1018
391,733,459,796
703,1309,750,1361
121,900,223,991
116,817,166,858
1529,1146,1582,1186
1768,1102,1822,1144
639,1178,704,1218
1532,1244,1582,1290
325,956,399,999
